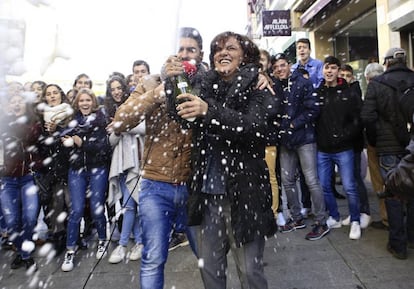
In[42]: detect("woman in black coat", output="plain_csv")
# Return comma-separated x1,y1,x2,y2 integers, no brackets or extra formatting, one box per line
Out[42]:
175,31,278,289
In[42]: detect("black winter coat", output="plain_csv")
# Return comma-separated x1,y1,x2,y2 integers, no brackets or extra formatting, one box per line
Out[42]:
187,64,278,246
0,113,42,177
316,78,363,153
385,138,414,200
361,64,414,156
38,119,71,181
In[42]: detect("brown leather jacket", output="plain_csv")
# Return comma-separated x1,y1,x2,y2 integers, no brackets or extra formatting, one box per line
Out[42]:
113,80,192,184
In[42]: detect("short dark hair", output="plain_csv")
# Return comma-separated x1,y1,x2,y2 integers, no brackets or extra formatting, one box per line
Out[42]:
132,60,151,74
340,64,354,74
271,53,290,65
297,68,309,77
209,31,260,70
179,27,203,51
296,38,311,50
323,56,341,67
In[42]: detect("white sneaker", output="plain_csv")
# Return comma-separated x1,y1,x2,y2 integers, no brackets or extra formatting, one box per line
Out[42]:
327,216,342,228
360,213,371,229
61,251,75,272
277,212,286,226
108,245,126,264
129,243,143,261
341,215,351,226
349,221,361,240
96,240,108,259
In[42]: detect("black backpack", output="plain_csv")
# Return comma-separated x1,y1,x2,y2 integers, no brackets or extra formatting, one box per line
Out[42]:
374,77,414,146
377,78,414,123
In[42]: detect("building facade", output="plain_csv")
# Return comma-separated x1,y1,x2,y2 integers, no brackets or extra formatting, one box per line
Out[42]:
247,0,414,90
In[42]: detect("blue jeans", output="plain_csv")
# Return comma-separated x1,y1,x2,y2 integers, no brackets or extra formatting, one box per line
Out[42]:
379,154,414,252
119,173,141,246
280,143,326,224
318,149,360,222
138,178,191,289
66,167,108,249
0,175,39,259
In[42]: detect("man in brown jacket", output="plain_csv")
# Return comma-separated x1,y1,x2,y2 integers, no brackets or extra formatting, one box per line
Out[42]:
112,27,205,289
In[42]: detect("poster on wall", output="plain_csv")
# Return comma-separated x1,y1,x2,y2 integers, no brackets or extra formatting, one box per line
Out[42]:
262,10,291,37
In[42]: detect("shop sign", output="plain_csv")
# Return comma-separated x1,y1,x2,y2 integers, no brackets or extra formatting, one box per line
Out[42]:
262,10,291,37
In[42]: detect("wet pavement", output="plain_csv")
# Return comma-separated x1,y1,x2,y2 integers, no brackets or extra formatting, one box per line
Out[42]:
1,184,414,289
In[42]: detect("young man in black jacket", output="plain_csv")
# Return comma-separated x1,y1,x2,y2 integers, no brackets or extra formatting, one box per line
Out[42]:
361,47,414,259
315,56,363,240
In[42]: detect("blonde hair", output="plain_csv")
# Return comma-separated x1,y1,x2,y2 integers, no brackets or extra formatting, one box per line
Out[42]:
72,88,99,112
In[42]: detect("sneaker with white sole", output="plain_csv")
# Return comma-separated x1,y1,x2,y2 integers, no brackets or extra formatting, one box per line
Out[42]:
360,213,371,229
61,251,75,272
168,233,189,251
96,240,108,259
342,214,370,229
108,245,126,264
341,215,351,226
305,223,330,241
327,216,342,228
129,243,143,261
279,218,307,233
349,221,361,240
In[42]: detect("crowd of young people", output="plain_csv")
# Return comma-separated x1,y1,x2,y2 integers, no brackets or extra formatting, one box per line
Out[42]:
1,28,412,289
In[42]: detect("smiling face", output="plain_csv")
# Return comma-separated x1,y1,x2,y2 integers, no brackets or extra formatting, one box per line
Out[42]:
9,94,26,116
77,93,94,115
273,58,291,79
323,63,339,87
45,85,63,107
110,80,124,102
213,36,243,81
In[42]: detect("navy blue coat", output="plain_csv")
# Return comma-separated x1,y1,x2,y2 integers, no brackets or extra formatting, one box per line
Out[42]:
274,69,320,149
65,108,111,170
